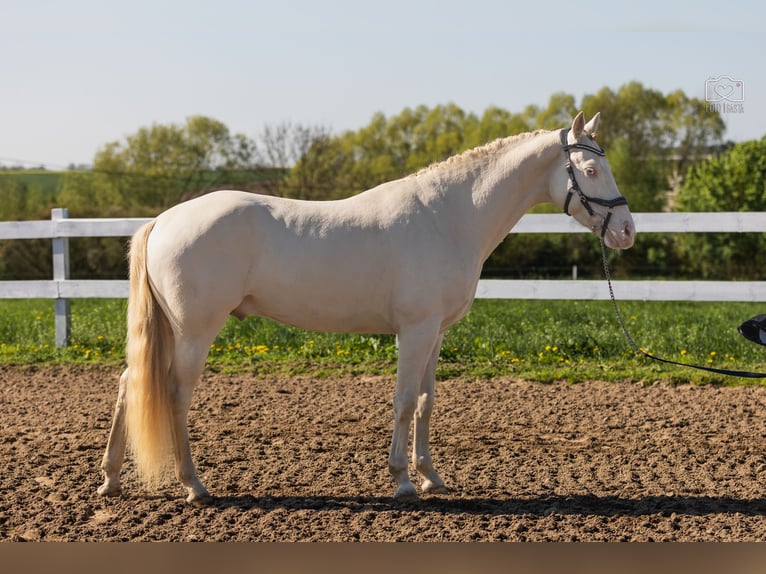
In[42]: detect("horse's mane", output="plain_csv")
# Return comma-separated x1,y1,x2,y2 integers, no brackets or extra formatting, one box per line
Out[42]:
413,129,549,177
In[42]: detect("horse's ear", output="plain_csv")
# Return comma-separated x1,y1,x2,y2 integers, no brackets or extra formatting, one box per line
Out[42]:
570,111,585,141
584,112,601,137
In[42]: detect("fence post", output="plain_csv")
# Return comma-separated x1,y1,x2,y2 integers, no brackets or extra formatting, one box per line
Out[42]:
51,208,70,348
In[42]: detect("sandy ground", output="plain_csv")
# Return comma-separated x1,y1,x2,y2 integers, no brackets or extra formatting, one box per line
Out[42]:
3,364,766,541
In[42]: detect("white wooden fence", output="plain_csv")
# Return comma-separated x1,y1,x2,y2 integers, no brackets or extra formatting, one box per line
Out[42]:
1,209,765,347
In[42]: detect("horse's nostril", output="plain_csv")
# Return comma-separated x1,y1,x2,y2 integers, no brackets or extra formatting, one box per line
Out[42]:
624,223,633,238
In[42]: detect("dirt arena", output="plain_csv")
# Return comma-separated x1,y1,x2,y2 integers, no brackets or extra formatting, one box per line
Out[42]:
3,364,766,542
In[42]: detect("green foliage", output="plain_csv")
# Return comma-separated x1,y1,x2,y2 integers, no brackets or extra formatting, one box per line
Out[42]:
288,82,723,211
1,298,764,385
57,115,261,216
529,92,578,130
287,103,535,199
673,137,766,278
676,138,766,211
49,117,273,280
0,173,60,280
0,172,58,220
582,82,725,212
465,106,532,148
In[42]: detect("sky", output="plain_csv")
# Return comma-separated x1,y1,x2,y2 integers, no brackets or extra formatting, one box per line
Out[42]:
1,0,764,168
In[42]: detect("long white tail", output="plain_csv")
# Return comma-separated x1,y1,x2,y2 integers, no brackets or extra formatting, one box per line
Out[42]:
124,220,175,486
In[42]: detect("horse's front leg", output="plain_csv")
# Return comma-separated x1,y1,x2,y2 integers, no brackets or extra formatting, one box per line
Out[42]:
389,320,442,501
413,333,448,495
97,368,129,497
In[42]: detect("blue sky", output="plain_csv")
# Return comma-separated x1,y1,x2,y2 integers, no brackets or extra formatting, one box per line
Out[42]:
2,0,764,167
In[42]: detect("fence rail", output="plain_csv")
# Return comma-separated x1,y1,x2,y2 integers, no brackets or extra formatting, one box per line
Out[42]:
1,209,765,347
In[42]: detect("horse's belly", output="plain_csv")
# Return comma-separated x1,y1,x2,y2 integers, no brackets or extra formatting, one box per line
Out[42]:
232,285,396,334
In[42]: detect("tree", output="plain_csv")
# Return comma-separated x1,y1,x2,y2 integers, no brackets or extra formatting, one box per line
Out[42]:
254,121,332,197
531,92,578,130
57,115,260,215
0,177,56,280
672,138,766,279
464,106,531,149
52,116,265,279
287,104,485,199
581,82,725,211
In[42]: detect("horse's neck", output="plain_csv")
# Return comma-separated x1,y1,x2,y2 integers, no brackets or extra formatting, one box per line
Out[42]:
425,130,561,262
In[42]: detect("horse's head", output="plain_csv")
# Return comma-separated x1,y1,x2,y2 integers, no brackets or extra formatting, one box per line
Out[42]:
550,112,635,250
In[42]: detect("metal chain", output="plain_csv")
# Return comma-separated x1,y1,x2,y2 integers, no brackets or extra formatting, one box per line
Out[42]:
599,237,642,355
598,236,766,378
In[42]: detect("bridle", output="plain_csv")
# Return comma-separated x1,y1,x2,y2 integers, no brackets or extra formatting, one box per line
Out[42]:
560,128,628,237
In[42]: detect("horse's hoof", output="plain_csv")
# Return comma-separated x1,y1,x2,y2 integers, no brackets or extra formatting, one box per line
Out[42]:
97,482,122,497
392,484,419,502
187,492,214,507
421,480,449,495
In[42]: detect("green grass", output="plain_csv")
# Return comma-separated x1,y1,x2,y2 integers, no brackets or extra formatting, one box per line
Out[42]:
1,298,765,385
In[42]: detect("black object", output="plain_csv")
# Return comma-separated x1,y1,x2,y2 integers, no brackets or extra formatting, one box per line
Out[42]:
738,314,766,347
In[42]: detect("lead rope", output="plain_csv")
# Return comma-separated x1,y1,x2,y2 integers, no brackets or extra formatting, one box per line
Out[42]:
599,237,766,379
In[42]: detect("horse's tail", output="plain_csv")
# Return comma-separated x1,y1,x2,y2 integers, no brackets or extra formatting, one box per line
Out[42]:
124,219,175,486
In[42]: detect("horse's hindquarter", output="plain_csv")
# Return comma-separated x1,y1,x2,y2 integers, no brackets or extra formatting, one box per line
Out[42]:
147,189,480,336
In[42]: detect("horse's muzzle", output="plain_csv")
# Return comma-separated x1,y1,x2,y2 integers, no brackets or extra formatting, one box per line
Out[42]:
602,218,635,250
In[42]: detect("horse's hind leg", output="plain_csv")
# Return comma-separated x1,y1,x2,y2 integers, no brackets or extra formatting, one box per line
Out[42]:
98,368,129,497
169,341,214,506
414,333,448,495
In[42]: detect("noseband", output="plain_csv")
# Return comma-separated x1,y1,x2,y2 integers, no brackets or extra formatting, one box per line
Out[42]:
560,128,628,237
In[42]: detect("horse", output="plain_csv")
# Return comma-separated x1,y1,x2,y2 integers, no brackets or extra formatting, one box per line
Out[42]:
97,112,635,505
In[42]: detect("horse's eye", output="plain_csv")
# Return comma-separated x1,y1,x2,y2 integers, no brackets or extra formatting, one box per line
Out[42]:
584,166,597,177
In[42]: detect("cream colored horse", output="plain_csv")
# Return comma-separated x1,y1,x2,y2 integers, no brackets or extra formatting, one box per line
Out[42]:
98,112,634,505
